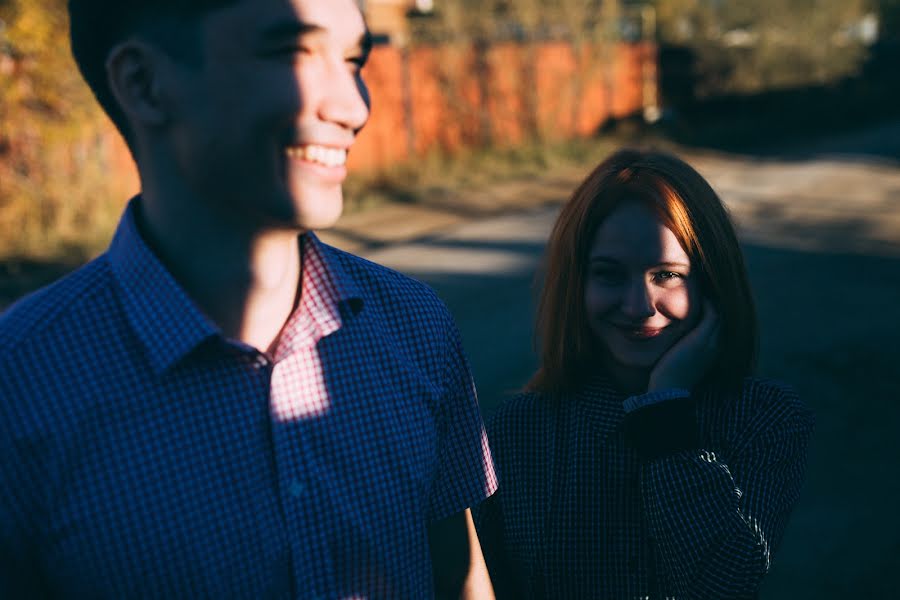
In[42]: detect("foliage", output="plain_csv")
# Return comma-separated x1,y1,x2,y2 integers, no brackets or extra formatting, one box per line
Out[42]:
650,0,874,97
419,0,876,97
879,0,900,37
1,0,127,260
410,0,622,43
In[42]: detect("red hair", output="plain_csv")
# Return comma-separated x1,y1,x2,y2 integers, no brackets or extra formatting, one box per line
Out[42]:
529,149,757,396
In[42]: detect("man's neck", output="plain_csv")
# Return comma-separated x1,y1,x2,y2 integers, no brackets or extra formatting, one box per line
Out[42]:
136,189,304,354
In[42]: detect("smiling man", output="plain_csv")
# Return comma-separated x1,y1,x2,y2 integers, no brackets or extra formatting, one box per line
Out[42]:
0,1,496,598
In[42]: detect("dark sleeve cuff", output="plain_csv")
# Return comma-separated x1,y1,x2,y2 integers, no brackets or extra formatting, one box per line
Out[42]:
623,395,700,461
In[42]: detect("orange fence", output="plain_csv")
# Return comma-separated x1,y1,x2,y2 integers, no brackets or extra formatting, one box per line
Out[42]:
348,41,657,171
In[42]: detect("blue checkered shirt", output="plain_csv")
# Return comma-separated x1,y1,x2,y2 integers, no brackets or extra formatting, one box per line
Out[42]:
474,377,813,599
0,199,497,599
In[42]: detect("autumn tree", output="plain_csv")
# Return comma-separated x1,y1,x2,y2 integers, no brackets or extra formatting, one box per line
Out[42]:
650,0,874,97
1,0,126,259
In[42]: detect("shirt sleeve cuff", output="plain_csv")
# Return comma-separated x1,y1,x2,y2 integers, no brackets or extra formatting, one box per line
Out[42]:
623,388,691,413
623,392,700,461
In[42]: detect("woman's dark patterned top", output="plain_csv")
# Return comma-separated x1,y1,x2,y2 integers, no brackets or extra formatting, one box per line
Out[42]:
474,377,814,599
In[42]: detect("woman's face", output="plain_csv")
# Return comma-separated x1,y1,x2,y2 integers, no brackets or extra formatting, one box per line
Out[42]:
584,201,702,372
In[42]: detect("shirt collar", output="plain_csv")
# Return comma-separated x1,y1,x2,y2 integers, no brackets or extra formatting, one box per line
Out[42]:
107,197,364,372
304,231,363,316
273,232,363,361
107,197,220,375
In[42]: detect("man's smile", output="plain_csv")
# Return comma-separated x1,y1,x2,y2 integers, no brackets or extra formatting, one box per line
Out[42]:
286,143,348,168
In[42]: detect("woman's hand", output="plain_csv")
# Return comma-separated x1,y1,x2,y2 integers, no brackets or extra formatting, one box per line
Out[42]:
648,300,720,392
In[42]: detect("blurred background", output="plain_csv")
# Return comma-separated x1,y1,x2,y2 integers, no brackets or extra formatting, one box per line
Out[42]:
2,0,899,597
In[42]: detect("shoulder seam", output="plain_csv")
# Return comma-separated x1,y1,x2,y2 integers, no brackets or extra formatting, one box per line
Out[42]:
0,257,112,353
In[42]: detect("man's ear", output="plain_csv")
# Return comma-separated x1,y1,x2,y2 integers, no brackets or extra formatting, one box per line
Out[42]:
106,40,172,131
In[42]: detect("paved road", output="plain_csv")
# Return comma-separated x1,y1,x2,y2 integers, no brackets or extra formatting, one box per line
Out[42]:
359,122,900,599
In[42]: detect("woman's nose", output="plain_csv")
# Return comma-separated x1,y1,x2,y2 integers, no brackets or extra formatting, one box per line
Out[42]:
621,279,655,320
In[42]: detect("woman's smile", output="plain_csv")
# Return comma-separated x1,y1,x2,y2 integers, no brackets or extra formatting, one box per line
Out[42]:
614,324,667,341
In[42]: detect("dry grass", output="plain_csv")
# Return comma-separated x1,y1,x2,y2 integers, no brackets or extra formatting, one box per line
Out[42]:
343,135,620,213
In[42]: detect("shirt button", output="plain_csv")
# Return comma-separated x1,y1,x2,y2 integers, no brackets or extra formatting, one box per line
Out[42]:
288,480,306,498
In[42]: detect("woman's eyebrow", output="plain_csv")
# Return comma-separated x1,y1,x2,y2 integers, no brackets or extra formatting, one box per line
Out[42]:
655,261,691,269
587,257,691,269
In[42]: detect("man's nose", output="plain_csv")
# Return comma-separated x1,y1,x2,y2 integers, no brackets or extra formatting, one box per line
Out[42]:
318,64,370,133
621,279,655,320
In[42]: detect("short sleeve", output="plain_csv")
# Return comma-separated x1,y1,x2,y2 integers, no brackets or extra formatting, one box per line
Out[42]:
426,318,498,521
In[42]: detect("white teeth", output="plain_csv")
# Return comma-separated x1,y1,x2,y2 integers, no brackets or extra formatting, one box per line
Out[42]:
287,144,347,167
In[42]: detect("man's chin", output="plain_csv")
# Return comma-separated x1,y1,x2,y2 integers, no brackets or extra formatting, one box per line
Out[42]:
291,190,344,231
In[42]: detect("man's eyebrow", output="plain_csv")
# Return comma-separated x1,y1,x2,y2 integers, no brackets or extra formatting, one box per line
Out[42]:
259,20,325,42
258,21,373,56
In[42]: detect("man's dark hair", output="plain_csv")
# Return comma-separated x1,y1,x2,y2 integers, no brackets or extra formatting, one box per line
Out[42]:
67,1,239,149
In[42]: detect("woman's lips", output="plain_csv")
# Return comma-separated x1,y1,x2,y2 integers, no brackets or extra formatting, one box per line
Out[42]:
615,325,666,340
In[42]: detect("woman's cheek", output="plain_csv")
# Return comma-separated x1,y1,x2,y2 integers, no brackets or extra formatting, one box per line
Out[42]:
659,285,694,321
584,282,615,318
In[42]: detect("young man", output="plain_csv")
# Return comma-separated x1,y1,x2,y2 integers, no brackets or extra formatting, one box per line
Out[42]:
0,1,497,597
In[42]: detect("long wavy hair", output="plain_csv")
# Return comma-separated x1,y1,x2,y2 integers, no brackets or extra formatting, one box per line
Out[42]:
528,149,757,396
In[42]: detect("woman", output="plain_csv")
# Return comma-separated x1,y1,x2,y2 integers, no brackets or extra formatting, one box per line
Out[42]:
475,149,814,599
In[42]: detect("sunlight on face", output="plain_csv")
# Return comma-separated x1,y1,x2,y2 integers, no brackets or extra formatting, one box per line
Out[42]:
584,201,701,371
170,0,371,233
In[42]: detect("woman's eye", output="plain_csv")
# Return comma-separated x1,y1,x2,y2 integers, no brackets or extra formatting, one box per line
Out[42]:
654,271,686,284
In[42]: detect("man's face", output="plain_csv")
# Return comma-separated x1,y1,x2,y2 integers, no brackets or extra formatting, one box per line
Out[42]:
166,0,370,232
